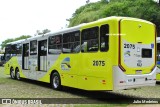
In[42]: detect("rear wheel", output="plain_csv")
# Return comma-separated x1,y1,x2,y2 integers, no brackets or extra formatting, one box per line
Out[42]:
10,67,15,79
15,68,20,80
51,72,61,90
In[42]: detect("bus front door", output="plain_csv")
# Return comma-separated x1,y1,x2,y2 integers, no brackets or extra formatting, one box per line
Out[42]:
37,40,47,80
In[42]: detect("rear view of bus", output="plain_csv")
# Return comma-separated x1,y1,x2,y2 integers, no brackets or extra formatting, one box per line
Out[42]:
113,18,157,90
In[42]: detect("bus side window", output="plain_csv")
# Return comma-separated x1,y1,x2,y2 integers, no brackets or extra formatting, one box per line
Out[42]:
48,34,62,54
100,24,109,52
30,40,37,55
17,43,22,54
81,27,99,52
40,40,47,55
62,31,80,53
24,43,29,56
11,44,17,54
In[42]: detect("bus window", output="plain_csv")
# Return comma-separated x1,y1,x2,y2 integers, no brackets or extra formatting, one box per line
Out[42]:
81,27,99,52
40,40,47,55
24,43,29,56
17,43,22,54
62,31,80,53
11,44,17,54
5,44,11,54
48,34,62,54
100,24,109,52
30,40,37,55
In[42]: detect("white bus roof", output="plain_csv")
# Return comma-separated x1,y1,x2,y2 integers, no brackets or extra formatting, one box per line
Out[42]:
26,23,86,42
6,39,26,45
5,16,155,44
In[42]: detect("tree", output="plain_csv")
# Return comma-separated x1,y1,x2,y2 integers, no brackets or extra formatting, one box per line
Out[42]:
69,0,160,36
42,29,51,34
35,29,51,36
86,0,90,4
1,35,31,49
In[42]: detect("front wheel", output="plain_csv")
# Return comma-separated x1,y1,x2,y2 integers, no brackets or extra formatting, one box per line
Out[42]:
51,72,61,90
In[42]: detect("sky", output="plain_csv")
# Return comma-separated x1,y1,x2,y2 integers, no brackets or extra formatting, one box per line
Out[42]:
0,0,100,45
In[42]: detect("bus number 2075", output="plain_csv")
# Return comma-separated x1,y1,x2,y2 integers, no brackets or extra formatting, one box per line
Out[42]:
93,60,105,66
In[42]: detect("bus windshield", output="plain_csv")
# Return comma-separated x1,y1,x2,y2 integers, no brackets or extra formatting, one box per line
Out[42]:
5,43,21,61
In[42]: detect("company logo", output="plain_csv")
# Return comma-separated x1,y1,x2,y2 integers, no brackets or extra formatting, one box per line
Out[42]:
124,50,130,57
61,57,71,71
2,99,11,104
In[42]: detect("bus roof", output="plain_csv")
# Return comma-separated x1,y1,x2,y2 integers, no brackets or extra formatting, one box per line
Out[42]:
6,39,26,45
6,16,155,44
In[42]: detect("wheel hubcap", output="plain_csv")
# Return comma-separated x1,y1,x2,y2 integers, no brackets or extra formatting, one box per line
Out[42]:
53,76,59,88
16,72,20,79
11,69,14,78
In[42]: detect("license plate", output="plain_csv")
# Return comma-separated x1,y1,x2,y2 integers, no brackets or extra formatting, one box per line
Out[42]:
135,77,145,83
136,70,142,74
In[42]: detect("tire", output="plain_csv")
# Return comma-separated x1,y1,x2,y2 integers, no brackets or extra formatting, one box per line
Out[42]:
10,67,15,79
51,72,61,90
15,68,20,80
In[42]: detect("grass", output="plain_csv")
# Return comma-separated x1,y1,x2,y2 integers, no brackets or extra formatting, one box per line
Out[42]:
0,66,160,106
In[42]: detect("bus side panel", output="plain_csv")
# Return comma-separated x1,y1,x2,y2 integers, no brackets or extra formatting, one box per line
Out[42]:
4,56,27,78
77,21,117,90
38,54,79,88
58,54,79,88
4,57,17,75
4,61,10,75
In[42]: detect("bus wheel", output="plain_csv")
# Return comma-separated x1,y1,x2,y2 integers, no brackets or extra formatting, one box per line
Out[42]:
10,67,15,79
51,72,61,90
15,68,20,80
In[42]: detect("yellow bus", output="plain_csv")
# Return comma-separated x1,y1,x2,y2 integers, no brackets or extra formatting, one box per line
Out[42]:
4,16,157,91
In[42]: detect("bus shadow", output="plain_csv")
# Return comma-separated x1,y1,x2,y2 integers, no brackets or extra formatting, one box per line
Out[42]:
15,78,138,104
61,87,137,104
156,81,160,85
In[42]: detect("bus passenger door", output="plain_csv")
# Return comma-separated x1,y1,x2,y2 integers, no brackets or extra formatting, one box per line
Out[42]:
28,40,37,80
37,40,47,80
22,43,29,78
23,43,29,70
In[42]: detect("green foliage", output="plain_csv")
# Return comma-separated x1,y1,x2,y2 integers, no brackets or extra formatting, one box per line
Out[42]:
36,29,51,35
1,35,31,49
69,0,160,35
